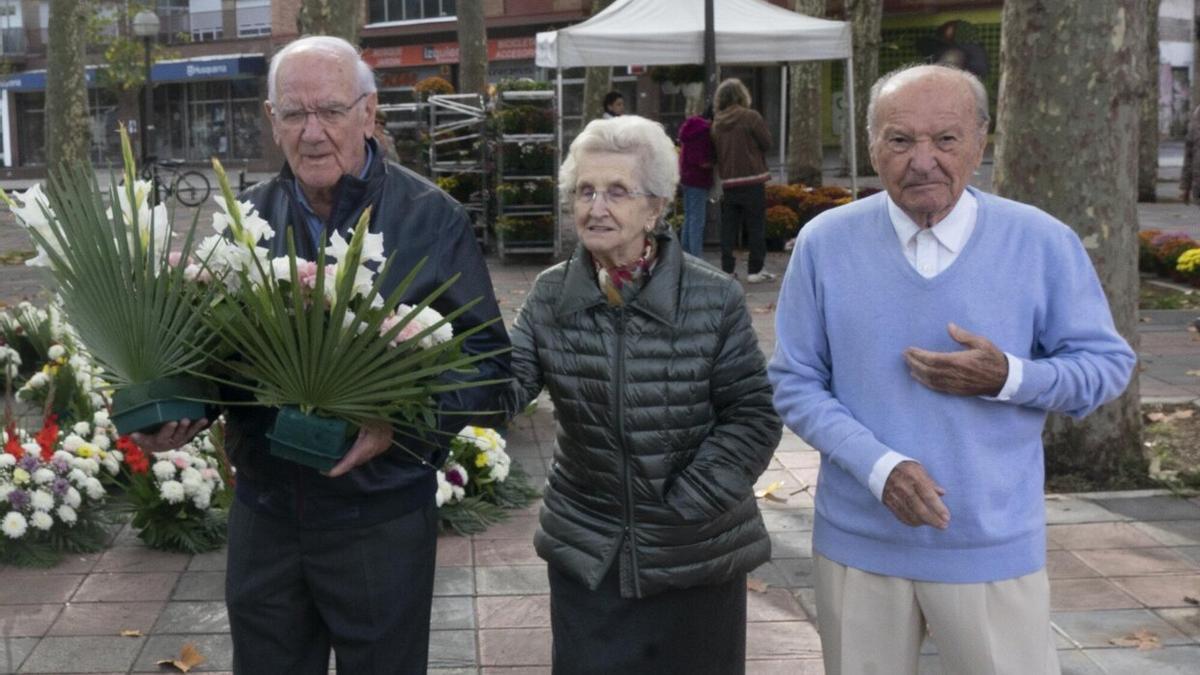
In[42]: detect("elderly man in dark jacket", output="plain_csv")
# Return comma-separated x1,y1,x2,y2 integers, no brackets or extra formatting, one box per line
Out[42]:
135,36,510,675
507,115,780,675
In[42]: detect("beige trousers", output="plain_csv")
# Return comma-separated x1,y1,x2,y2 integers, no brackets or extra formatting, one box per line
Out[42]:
814,554,1061,675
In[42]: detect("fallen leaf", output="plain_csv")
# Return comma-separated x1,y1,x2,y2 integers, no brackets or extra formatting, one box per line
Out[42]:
751,303,776,314
119,629,143,638
1185,596,1199,606
1147,412,1166,422
156,643,206,672
1109,629,1161,651
1186,370,1200,377
755,480,785,501
746,577,770,593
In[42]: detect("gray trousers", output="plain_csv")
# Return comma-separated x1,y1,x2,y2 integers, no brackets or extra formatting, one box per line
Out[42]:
225,496,439,674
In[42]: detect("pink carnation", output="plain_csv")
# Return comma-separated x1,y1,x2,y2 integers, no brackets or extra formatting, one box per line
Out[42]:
380,314,428,347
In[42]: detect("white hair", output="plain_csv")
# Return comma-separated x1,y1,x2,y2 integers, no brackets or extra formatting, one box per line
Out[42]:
866,64,989,141
559,115,679,210
267,35,376,106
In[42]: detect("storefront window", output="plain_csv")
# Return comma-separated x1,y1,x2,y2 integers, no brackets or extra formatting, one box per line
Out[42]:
16,92,44,166
16,89,118,166
151,78,263,162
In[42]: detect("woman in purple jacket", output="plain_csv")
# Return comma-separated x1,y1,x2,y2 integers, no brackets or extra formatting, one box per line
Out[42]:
676,107,714,257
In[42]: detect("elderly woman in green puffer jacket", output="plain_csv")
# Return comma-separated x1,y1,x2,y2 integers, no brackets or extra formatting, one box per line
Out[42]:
505,115,782,675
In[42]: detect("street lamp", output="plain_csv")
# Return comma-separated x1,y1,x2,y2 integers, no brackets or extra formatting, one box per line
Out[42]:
132,10,160,173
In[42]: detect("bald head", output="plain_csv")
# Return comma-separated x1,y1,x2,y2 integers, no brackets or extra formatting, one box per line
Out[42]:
867,65,988,143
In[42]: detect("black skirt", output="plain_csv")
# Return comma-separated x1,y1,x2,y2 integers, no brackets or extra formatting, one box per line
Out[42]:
548,564,747,675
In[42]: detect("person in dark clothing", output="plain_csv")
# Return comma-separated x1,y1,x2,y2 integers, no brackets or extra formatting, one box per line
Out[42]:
505,115,781,674
711,78,775,283
602,90,625,118
676,106,715,257
1181,104,1200,204
132,36,511,674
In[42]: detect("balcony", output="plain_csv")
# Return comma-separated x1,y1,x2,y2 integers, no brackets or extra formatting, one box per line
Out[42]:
157,6,271,44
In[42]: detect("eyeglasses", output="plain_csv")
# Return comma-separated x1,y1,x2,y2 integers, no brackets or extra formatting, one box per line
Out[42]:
274,93,368,129
574,185,654,205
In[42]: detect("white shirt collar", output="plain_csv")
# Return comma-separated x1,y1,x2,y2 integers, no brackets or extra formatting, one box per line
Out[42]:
887,189,978,252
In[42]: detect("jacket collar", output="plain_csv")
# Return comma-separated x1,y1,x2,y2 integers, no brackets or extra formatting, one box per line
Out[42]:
555,230,681,327
276,138,387,253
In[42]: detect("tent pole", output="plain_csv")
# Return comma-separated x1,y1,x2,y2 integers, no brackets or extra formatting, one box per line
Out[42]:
845,55,858,197
779,64,788,184
556,67,564,257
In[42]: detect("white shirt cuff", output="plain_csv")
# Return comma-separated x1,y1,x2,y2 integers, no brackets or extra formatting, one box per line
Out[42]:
981,352,1023,402
868,450,912,502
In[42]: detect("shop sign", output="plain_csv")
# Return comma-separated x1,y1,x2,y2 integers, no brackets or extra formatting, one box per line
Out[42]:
364,37,536,69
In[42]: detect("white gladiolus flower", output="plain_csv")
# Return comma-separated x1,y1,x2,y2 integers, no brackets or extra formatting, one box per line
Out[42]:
109,180,170,257
56,504,77,525
8,185,59,268
159,480,185,504
2,512,28,539
65,487,81,508
152,460,176,481
211,196,274,246
47,344,66,360
29,511,53,531
30,490,54,511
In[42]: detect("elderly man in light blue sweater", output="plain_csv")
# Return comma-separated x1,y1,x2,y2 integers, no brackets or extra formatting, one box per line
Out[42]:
768,64,1135,675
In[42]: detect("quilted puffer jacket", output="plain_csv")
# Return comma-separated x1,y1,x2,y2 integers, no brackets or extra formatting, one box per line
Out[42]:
508,231,781,598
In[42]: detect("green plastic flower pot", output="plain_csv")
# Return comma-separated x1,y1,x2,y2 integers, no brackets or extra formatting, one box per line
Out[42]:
111,376,219,436
266,406,357,471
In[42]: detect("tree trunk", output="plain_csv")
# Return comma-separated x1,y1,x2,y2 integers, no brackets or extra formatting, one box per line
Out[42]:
581,0,615,122
993,1,1144,483
456,0,488,97
1138,0,1160,202
789,0,826,186
843,0,880,177
297,0,363,43
47,0,90,172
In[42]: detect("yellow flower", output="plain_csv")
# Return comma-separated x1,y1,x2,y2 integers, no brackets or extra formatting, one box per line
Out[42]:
1176,247,1200,273
41,363,59,376
475,453,489,468
76,444,96,458
12,468,29,485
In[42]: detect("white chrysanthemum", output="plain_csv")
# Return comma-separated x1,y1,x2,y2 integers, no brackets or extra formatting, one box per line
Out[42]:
396,304,453,348
92,410,110,428
91,434,111,451
30,489,54,511
152,460,176,481
67,468,86,484
56,504,77,525
84,477,104,500
0,454,15,468
2,511,28,539
101,454,120,475
192,490,211,510
47,344,66,361
29,510,53,531
65,487,81,508
12,467,30,485
159,480,185,504
181,476,203,497
32,468,55,485
26,372,49,390
435,471,454,507
71,421,91,436
490,452,511,482
61,434,85,452
0,484,13,502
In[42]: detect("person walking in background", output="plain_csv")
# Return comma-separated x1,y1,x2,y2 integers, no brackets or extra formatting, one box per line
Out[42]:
1180,104,1200,203
711,78,774,283
769,64,1135,675
676,105,715,257
602,90,625,118
506,115,780,674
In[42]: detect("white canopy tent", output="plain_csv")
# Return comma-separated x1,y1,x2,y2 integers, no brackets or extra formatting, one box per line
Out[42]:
535,0,858,191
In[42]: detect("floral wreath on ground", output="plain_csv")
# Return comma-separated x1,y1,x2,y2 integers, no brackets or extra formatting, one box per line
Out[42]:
436,425,538,535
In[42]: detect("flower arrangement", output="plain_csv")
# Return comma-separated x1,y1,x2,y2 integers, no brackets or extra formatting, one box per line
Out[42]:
765,205,801,240
1137,229,1200,287
2,129,220,436
186,161,505,471
0,410,117,566
494,78,553,94
415,76,455,100
115,427,229,553
1176,247,1200,277
507,142,556,175
496,106,555,135
435,425,538,535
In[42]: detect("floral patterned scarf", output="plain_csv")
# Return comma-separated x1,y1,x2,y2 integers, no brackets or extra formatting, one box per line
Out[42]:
595,236,658,306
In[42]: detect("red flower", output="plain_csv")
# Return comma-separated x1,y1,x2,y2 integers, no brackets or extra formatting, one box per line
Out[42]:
4,421,22,460
35,414,59,461
117,436,150,474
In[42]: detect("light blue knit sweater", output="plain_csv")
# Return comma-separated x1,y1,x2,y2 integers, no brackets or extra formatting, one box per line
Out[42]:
768,188,1136,583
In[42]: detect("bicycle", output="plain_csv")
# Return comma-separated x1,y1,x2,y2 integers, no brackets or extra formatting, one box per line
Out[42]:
140,158,211,207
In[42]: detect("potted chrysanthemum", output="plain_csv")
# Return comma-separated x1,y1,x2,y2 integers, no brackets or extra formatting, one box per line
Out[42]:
189,161,507,471
2,130,220,435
